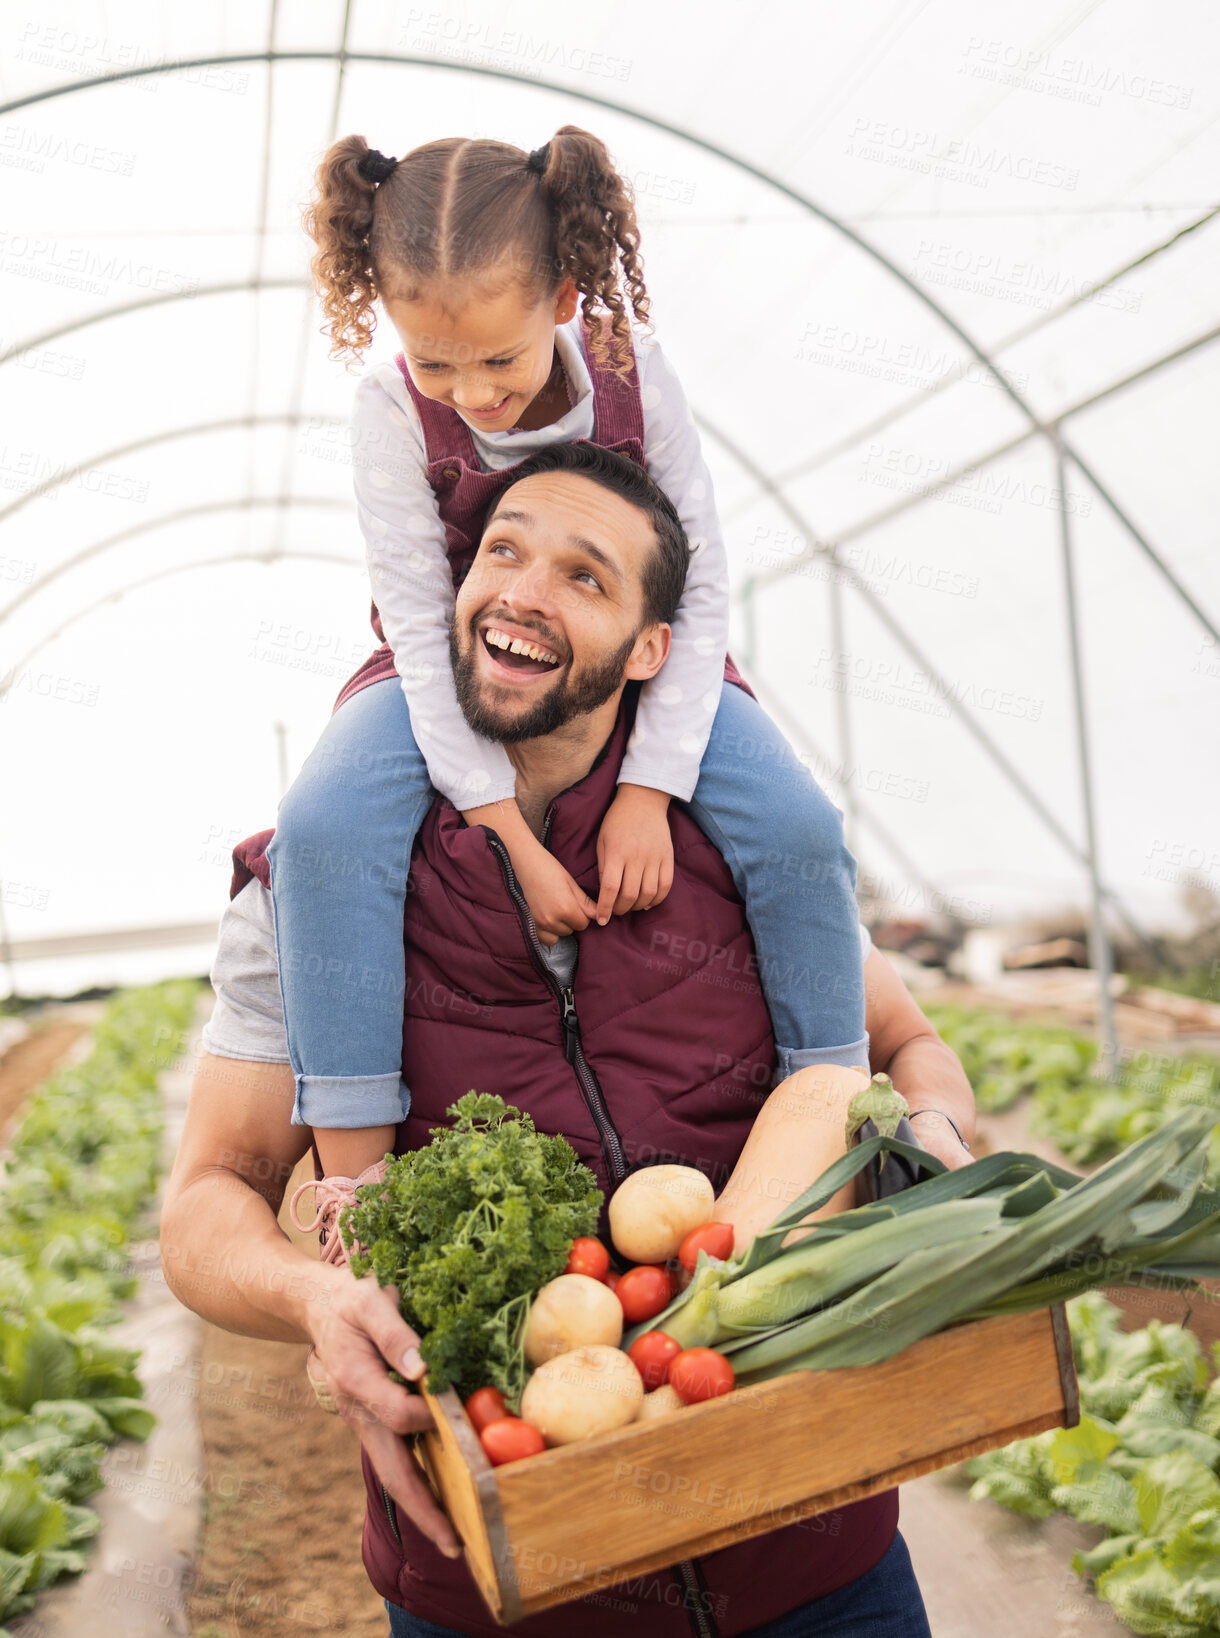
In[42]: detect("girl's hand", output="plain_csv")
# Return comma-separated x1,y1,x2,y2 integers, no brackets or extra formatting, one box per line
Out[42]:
510,834,599,946
463,796,597,947
595,784,674,925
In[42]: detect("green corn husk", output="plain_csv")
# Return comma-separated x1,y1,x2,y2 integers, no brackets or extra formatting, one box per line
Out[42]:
715,1196,1005,1333
726,1107,1218,1382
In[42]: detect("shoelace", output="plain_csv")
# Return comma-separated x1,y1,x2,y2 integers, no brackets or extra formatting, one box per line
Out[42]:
289,1174,357,1235
288,1160,390,1267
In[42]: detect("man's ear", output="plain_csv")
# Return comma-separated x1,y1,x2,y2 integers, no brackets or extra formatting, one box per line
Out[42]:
624,623,671,683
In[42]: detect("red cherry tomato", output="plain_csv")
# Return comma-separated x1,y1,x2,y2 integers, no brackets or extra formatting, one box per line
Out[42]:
615,1264,675,1324
605,1269,621,1293
564,1236,610,1281
464,1386,508,1434
669,1348,736,1405
480,1416,546,1466
627,1331,683,1392
678,1221,736,1273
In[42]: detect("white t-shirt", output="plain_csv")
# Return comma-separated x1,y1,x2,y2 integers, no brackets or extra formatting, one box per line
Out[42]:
352,315,729,807
201,879,874,1066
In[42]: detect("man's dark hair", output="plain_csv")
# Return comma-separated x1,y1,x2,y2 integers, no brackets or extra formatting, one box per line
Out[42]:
494,441,689,625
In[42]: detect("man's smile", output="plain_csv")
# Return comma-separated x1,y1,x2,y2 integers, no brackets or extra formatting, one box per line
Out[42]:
477,620,567,683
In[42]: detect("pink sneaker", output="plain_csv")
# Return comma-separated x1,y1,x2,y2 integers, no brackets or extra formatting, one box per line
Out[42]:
289,1160,388,1268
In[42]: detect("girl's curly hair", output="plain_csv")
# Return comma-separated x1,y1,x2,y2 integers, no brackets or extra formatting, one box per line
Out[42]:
302,126,649,373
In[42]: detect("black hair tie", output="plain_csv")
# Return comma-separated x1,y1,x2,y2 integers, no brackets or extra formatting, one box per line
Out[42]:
358,148,399,185
527,143,551,176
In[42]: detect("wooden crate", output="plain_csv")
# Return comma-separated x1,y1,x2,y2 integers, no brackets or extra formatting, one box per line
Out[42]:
415,1304,1079,1626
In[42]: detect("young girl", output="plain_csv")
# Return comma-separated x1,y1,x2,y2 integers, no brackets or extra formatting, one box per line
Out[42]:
280,127,869,1264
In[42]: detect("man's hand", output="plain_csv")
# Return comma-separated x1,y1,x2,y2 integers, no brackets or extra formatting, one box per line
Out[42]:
160,1053,462,1558
307,1272,461,1559
907,1109,974,1172
595,784,674,924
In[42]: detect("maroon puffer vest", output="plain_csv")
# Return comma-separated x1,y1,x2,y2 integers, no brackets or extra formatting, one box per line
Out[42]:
231,682,896,1638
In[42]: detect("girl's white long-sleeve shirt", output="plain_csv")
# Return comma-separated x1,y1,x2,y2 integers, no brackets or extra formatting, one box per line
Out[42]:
350,315,729,808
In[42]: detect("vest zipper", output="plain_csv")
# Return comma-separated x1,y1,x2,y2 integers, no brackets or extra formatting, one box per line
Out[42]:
484,821,714,1638
672,1557,720,1638
482,826,627,1185
381,1482,402,1547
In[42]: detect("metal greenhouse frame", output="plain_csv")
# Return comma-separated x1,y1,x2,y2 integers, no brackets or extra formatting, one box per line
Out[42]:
2,27,1217,1062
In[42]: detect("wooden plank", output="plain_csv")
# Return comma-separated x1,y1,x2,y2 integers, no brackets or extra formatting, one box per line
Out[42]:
419,1308,1072,1623
512,1407,1069,1618
1049,1302,1081,1428
419,1386,521,1625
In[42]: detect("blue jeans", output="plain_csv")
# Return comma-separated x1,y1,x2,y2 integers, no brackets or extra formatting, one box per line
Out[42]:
384,1532,929,1637
269,676,867,1130
267,678,433,1127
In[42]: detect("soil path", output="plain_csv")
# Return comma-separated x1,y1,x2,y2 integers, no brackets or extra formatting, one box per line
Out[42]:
187,1326,387,1637
0,1016,89,1135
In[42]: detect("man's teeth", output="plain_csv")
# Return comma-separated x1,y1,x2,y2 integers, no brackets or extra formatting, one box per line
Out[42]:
484,627,559,666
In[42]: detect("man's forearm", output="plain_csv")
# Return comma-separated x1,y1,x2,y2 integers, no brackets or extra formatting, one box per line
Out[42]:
879,1032,976,1148
160,1052,341,1344
161,1169,338,1343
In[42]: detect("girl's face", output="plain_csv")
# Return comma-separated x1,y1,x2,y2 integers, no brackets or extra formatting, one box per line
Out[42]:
384,277,578,434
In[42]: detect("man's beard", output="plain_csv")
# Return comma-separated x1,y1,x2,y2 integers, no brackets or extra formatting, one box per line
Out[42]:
449,613,637,743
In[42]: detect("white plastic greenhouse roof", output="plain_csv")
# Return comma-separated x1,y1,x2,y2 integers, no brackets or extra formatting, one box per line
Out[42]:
1,0,1218,989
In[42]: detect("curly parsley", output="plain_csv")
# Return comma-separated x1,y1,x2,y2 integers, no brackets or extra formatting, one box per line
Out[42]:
343,1093,602,1403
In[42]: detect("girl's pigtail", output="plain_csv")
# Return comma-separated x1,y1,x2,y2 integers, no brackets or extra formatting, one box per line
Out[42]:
302,135,385,366
539,126,650,374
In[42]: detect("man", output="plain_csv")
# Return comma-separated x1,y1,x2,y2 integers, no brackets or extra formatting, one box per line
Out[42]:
162,442,975,1638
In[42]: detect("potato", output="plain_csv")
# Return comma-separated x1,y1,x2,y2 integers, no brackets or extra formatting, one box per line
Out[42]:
636,1383,684,1421
520,1345,644,1445
608,1165,716,1263
522,1274,623,1366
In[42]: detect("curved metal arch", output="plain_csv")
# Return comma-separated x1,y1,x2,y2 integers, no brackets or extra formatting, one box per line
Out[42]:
694,411,1159,957
748,322,1220,622
0,278,307,369
0,48,1210,643
0,410,344,524
0,496,351,629
0,548,362,703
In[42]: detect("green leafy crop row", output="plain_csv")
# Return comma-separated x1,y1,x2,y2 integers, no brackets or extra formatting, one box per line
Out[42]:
925,1005,1220,1183
968,1293,1220,1635
0,981,199,1634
